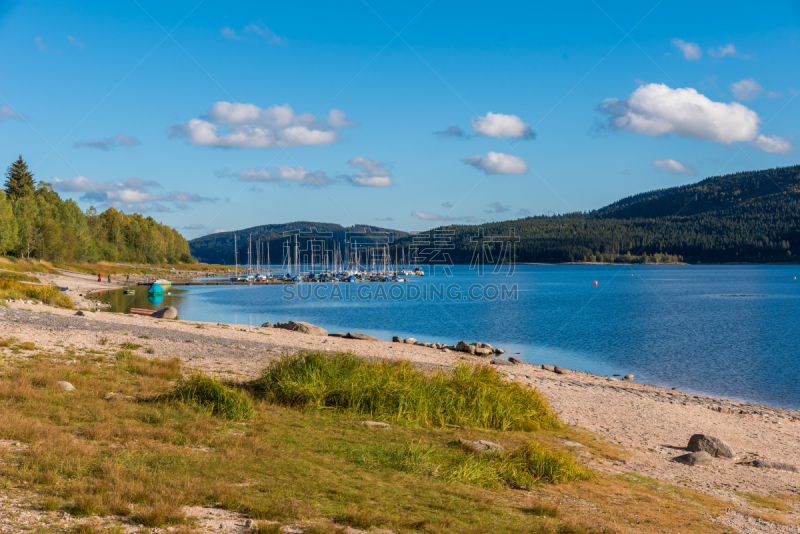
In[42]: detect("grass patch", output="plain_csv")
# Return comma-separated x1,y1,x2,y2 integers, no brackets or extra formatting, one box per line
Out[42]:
0,279,72,307
18,341,36,351
120,342,142,350
345,438,591,489
167,375,255,420
0,351,732,533
115,351,180,380
254,351,559,431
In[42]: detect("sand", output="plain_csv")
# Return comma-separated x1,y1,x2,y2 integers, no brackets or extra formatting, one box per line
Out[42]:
2,270,800,532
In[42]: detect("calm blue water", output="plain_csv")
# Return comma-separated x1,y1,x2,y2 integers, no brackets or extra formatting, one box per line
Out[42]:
117,265,800,410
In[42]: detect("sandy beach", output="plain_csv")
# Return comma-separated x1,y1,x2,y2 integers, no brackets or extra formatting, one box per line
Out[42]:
2,271,799,532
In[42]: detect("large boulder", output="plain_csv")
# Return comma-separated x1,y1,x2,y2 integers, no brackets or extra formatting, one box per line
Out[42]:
553,366,572,374
494,348,505,355
491,359,514,366
687,434,735,459
542,364,556,371
404,338,418,344
274,321,328,336
674,451,713,466
392,336,404,343
455,340,471,352
508,357,523,365
152,307,178,319
474,348,494,357
328,332,347,338
346,332,378,341
261,322,273,328
458,439,505,454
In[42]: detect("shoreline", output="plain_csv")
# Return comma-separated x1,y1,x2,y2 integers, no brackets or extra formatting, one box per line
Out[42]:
1,297,799,505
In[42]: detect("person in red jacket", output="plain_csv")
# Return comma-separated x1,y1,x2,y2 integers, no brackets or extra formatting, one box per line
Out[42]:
97,273,101,283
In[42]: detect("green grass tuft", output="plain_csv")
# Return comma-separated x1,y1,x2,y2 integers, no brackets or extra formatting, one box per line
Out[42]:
169,374,254,420
253,351,559,431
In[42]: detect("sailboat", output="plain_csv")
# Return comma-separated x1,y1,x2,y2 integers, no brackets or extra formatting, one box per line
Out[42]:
230,234,248,282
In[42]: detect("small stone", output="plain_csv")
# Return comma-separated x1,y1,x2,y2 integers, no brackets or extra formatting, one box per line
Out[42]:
623,374,634,380
104,392,135,402
261,322,273,328
245,519,253,528
494,348,505,355
542,364,556,371
687,434,735,459
404,338,418,344
392,336,404,343
508,357,523,365
474,347,494,357
74,310,91,317
749,460,798,473
358,421,391,430
441,348,451,353
458,438,505,454
56,381,75,392
455,340,471,352
553,366,572,374
422,342,432,348
675,451,713,466
491,359,514,366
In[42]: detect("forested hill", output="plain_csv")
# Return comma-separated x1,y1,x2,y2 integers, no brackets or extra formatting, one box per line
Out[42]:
188,222,407,265
191,165,800,265
595,165,800,219
0,156,193,263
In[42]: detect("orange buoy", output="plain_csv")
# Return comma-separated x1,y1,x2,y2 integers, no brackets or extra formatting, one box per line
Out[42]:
593,281,598,286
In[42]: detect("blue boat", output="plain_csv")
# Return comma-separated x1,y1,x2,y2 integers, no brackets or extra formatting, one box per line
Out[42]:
147,283,164,295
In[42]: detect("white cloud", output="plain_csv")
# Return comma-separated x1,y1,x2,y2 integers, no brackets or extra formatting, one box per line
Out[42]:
375,217,394,222
0,105,23,121
212,228,226,234
708,44,740,58
342,157,393,187
671,38,701,60
221,27,242,40
75,134,140,151
652,159,697,175
52,176,215,211
441,201,453,208
768,91,782,99
599,83,794,154
731,78,763,101
516,208,532,217
67,35,85,49
410,211,478,223
244,20,285,45
34,36,61,55
461,151,529,174
168,102,355,148
233,165,335,186
471,112,534,139
434,125,467,139
750,134,794,155
222,20,285,45
484,202,510,213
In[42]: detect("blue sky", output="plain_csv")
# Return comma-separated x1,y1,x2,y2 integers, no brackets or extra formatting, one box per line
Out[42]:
1,0,799,238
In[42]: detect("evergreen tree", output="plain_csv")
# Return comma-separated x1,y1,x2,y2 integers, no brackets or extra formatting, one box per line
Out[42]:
4,156,35,199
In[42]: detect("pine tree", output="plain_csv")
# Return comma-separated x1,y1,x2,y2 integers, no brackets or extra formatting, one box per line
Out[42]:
4,155,35,199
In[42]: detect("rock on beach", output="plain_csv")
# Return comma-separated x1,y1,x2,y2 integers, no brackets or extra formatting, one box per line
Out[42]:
275,321,328,336
674,451,713,466
687,434,735,459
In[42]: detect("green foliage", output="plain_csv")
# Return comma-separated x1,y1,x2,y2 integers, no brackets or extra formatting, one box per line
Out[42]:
0,279,72,307
347,438,591,489
169,374,255,420
0,156,193,263
254,351,560,431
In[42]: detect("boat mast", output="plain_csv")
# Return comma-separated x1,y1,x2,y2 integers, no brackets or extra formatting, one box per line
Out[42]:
234,234,238,275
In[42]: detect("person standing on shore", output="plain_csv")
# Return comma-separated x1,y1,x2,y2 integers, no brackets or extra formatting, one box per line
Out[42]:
97,273,101,283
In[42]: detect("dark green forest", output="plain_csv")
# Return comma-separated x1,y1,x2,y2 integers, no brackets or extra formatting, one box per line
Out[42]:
1,156,193,264
191,165,800,265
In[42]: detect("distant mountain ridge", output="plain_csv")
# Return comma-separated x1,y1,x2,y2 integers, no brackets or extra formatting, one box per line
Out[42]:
189,165,800,264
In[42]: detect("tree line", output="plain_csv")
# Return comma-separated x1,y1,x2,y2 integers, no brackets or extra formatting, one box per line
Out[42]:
1,156,193,264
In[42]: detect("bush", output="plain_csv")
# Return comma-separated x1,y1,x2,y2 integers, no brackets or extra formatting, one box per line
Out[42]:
254,351,559,431
0,279,72,307
170,375,254,420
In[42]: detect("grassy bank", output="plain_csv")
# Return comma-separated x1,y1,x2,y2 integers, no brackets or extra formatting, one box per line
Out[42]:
0,277,72,307
0,347,740,533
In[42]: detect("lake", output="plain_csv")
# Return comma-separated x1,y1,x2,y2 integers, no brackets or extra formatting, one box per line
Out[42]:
95,264,800,410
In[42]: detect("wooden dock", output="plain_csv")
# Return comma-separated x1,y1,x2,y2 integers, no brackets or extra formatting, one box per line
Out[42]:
138,280,295,287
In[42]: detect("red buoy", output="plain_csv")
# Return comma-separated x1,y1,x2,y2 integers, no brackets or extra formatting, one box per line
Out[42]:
593,281,598,286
